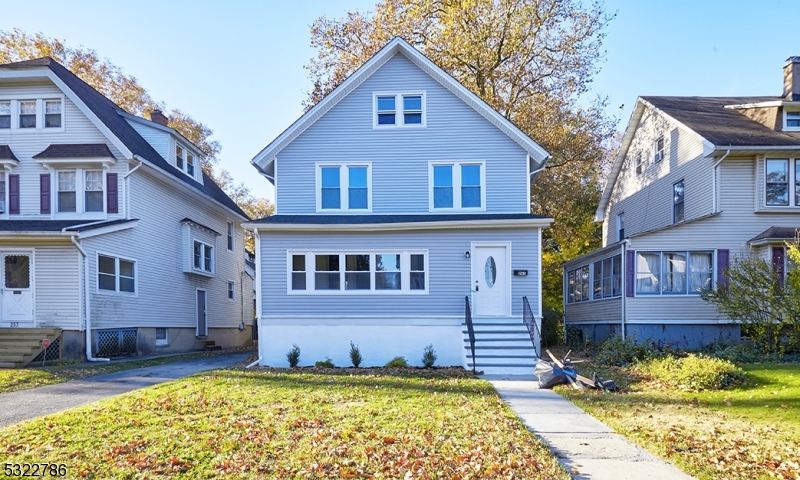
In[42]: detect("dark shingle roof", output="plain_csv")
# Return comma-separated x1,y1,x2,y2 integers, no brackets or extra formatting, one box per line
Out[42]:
749,226,800,243
0,57,248,219
250,213,547,224
642,96,800,147
0,218,136,233
33,143,114,159
0,145,18,161
180,217,221,235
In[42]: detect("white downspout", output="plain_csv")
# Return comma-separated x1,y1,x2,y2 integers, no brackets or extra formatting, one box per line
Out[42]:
123,157,144,220
621,239,630,340
246,227,263,368
69,235,109,362
712,148,731,214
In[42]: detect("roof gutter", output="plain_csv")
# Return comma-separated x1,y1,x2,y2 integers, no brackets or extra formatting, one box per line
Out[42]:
242,218,554,232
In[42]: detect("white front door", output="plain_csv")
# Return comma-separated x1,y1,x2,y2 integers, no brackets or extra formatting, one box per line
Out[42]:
472,244,510,316
2,253,34,327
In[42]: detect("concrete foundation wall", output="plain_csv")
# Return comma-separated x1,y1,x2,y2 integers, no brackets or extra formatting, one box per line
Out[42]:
574,323,741,349
258,319,463,368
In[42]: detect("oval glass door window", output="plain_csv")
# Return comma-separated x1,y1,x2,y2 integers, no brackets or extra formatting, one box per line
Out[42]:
485,256,497,288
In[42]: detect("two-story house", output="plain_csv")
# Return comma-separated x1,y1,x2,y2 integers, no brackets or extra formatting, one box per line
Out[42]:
563,56,800,348
0,57,253,366
246,38,552,373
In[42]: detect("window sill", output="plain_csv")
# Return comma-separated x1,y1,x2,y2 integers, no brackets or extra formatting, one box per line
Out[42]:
315,208,373,214
186,269,215,278
756,206,800,213
95,289,138,298
428,207,487,213
0,127,65,134
372,124,427,129
287,290,429,296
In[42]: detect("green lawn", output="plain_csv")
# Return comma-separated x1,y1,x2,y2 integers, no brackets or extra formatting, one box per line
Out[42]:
0,367,568,479
0,351,241,394
558,362,800,480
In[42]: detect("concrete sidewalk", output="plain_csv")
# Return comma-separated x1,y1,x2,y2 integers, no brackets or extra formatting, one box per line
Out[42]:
0,350,254,428
484,376,695,480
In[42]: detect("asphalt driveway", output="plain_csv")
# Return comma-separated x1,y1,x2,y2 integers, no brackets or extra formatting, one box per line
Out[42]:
0,350,253,427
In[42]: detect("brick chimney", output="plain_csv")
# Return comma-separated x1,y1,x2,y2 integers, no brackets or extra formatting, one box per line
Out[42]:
783,57,800,101
149,109,169,126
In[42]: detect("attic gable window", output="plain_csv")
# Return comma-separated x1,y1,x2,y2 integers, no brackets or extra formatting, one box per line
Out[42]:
373,92,426,128
187,153,195,176
654,136,665,163
0,101,10,129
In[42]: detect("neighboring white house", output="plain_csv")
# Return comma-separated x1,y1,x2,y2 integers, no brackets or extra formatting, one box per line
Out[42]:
246,38,552,374
0,57,253,366
564,56,800,348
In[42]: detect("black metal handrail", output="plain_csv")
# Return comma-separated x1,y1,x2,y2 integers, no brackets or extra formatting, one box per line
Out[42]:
522,296,542,357
464,295,476,373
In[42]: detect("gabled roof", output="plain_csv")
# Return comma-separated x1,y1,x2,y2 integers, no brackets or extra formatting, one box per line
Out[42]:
0,145,18,161
250,37,550,179
594,94,800,222
0,57,248,219
33,143,114,159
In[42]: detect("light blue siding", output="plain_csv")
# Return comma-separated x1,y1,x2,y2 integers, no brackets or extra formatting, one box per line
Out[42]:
259,228,541,318
276,53,529,214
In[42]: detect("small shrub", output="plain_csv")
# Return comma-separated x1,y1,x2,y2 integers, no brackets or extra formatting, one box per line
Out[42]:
635,354,746,391
349,341,362,368
385,356,408,368
565,324,584,348
421,344,437,368
541,307,564,348
595,335,655,366
315,357,335,368
286,344,301,368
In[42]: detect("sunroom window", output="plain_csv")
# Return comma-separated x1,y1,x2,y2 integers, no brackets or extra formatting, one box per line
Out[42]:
292,251,427,294
636,251,713,295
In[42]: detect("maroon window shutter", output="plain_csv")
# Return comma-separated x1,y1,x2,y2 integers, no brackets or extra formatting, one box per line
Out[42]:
773,246,785,286
40,174,51,214
716,249,729,288
106,173,118,214
8,174,19,215
626,250,635,297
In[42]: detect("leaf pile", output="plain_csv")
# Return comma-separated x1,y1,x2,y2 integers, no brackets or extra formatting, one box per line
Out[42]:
1,369,568,479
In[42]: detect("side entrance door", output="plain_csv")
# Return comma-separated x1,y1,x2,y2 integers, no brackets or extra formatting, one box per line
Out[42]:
2,253,34,327
471,244,511,316
196,289,207,336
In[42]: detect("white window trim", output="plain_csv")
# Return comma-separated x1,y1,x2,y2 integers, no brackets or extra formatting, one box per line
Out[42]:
227,280,236,302
315,162,373,213
634,250,714,296
654,136,665,163
53,168,107,220
0,96,66,134
372,91,426,128
286,250,429,295
428,160,487,212
173,141,202,181
762,157,800,209
226,221,235,252
192,240,215,275
783,109,800,132
95,251,138,297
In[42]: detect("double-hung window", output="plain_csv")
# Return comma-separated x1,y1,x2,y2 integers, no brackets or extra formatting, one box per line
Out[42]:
44,100,62,128
0,172,5,213
784,110,800,130
0,101,10,129
634,155,642,176
176,146,184,170
56,169,104,214
227,281,235,301
673,180,684,223
193,241,214,273
226,222,234,251
654,136,665,163
616,213,624,241
636,251,713,295
19,101,36,128
290,251,427,294
97,254,136,294
764,158,800,206
374,92,425,127
317,163,371,211
187,153,195,176
430,161,485,210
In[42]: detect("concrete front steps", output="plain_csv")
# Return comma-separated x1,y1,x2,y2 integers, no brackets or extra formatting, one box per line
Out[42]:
0,328,62,368
463,317,538,375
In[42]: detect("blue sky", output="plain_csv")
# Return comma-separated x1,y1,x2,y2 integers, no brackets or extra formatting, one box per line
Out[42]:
2,0,796,202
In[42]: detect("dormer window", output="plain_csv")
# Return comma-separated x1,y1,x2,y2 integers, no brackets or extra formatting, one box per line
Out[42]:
373,92,425,127
784,110,800,131
0,101,10,129
19,101,36,128
654,136,665,163
187,153,195,176
176,146,184,170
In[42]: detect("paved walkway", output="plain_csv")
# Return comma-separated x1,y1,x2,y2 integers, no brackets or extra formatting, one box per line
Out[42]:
0,351,254,428
484,375,695,480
